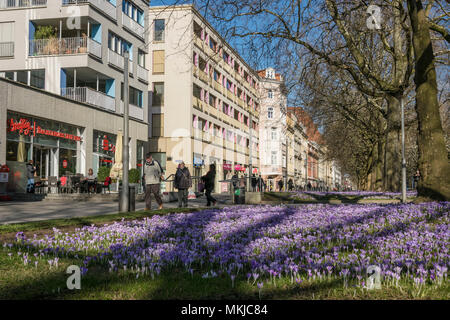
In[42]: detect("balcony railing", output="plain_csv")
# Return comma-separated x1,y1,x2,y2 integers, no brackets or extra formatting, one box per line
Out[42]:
61,87,115,111
0,42,14,57
107,49,132,73
119,101,144,121
137,64,148,82
29,37,100,56
62,0,116,20
88,38,101,58
122,13,144,39
0,0,46,9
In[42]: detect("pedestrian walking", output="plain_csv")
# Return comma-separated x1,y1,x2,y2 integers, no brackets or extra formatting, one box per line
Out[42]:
413,169,420,190
174,161,192,208
278,179,284,192
251,174,257,192
143,153,164,210
26,160,36,193
202,164,217,207
288,178,293,191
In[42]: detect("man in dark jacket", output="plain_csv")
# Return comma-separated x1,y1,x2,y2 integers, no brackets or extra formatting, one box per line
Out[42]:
174,161,192,208
278,179,284,192
202,164,217,207
251,174,257,192
26,160,36,193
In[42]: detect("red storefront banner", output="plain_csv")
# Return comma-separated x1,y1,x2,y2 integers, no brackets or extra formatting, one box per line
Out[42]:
8,118,82,141
223,163,232,171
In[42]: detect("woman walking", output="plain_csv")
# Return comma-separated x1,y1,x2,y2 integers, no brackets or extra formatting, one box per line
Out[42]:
174,161,192,208
202,164,217,207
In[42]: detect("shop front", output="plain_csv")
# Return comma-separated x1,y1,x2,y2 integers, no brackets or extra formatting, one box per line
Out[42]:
193,154,204,191
222,161,232,193
92,130,117,176
6,112,84,192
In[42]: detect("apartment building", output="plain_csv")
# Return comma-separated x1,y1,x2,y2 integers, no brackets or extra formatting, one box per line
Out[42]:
0,0,150,180
147,4,260,193
258,68,287,191
286,111,308,188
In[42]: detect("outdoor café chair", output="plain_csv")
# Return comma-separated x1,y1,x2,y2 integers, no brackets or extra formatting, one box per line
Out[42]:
48,176,59,194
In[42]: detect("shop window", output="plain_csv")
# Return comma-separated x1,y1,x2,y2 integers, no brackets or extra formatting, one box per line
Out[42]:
6,140,31,162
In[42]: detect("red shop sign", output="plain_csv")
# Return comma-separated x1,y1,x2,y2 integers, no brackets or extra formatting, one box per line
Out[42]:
223,163,232,171
62,160,68,169
8,118,82,141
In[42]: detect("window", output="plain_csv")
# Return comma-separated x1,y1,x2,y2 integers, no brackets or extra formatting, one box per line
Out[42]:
138,49,145,68
30,70,45,89
153,50,165,74
152,152,166,170
268,107,274,119
122,0,144,26
271,151,277,165
268,89,273,99
271,128,277,140
152,114,164,137
266,69,275,79
154,19,165,42
152,82,164,107
120,84,143,107
0,22,14,57
16,70,27,85
108,32,131,57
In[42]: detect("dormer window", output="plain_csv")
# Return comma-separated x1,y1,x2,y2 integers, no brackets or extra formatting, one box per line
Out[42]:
266,69,275,79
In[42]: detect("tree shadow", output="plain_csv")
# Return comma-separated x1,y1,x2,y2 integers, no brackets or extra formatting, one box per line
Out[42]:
0,202,446,299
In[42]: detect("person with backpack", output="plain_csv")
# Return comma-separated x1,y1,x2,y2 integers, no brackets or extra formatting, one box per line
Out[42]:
143,153,164,210
201,164,217,207
174,161,192,208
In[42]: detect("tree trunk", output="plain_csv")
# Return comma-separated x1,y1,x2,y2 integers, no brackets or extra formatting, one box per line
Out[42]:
384,94,402,191
407,0,450,200
375,139,385,191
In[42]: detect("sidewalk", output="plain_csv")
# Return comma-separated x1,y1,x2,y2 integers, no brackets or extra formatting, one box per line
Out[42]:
0,193,233,225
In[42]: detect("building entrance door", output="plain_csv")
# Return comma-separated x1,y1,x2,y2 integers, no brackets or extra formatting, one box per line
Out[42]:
33,146,52,178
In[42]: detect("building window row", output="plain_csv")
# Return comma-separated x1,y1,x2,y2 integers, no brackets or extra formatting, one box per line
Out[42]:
192,115,259,151
122,0,144,26
193,52,259,112
193,21,258,90
193,84,260,130
0,69,45,89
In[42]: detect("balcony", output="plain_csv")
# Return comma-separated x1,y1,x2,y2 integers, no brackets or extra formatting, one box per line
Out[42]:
119,101,144,121
199,69,209,83
0,0,46,9
62,0,117,20
122,13,144,39
29,37,101,58
137,64,148,83
61,87,115,111
213,80,222,93
107,49,133,74
0,42,14,57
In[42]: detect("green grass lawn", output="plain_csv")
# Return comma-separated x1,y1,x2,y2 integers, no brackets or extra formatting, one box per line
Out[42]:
0,249,448,300
0,207,448,300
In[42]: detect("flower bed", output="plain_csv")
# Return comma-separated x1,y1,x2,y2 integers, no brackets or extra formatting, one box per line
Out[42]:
293,191,418,200
5,202,449,293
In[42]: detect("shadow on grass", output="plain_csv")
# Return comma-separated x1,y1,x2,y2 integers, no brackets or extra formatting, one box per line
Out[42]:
0,202,447,299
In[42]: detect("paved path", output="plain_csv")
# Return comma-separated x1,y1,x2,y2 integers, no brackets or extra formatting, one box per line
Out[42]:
0,194,233,225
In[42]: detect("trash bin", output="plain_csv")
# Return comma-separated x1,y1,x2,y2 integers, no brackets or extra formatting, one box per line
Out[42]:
119,185,136,212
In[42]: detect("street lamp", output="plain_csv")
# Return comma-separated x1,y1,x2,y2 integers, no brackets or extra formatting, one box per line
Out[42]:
120,50,130,212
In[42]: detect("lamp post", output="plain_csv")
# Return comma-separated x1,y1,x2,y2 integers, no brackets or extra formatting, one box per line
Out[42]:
401,96,406,203
121,50,130,212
